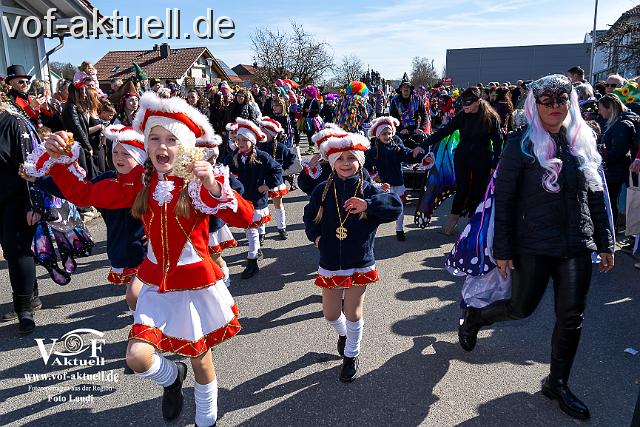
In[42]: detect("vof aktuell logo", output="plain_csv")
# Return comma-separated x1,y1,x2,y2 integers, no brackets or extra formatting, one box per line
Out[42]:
35,328,106,366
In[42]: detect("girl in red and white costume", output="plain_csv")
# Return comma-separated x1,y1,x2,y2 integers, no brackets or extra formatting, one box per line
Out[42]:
41,92,254,426
258,116,302,239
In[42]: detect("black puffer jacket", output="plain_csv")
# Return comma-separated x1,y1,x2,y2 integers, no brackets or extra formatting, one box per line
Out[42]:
493,128,613,260
601,110,639,182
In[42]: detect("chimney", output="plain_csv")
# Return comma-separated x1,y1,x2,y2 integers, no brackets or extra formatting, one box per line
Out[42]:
159,43,170,58
152,44,159,51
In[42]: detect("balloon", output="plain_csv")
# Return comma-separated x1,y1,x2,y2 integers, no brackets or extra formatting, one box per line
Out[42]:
275,79,284,87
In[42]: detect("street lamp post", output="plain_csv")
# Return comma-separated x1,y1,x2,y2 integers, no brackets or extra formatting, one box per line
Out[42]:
589,0,599,83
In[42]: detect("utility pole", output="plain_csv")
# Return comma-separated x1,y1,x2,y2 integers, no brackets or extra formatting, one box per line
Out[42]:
589,0,599,83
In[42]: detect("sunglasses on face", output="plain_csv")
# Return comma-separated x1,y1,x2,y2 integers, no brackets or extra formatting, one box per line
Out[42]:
16,79,30,85
462,99,478,106
536,96,570,108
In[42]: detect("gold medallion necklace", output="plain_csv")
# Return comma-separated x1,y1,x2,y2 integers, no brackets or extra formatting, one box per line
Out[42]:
333,177,361,241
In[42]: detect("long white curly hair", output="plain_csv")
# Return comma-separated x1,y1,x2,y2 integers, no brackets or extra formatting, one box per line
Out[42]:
522,90,603,193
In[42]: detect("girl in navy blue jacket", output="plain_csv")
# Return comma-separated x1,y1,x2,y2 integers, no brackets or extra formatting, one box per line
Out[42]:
365,116,420,241
226,117,283,279
28,125,147,312
303,126,402,382
258,117,302,240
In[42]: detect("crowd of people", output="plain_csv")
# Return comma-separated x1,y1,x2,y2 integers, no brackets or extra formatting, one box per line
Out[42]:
0,58,639,426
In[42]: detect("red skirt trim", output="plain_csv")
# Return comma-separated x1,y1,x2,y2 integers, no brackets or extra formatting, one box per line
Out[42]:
107,266,139,285
314,269,380,289
208,239,238,254
268,188,289,198
249,214,272,228
128,304,241,357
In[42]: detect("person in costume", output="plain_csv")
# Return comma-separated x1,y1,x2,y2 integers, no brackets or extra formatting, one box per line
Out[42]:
414,87,504,235
303,125,402,382
335,81,369,133
112,79,140,127
302,85,321,154
258,117,302,240
5,64,57,129
196,134,243,288
365,117,421,241
389,74,428,140
457,75,614,421
38,92,254,426
225,117,284,279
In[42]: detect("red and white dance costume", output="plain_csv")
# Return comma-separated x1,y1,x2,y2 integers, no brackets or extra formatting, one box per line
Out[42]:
39,92,254,426
303,126,402,363
226,118,283,262
258,117,303,233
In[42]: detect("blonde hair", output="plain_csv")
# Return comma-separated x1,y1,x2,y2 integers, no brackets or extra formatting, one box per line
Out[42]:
131,160,192,219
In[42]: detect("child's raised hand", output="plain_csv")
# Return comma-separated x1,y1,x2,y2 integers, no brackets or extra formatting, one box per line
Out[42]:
192,160,221,196
344,197,367,214
45,131,72,156
308,154,321,168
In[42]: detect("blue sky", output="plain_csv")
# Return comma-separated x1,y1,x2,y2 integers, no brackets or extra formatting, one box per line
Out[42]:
47,0,638,80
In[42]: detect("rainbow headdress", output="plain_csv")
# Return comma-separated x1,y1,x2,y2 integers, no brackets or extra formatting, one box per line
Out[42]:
346,81,369,98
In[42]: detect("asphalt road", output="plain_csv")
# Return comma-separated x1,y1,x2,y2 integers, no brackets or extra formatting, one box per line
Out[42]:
0,177,638,427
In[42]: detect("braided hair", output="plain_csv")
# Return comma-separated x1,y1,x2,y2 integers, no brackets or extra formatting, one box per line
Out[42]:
131,160,154,218
313,165,367,224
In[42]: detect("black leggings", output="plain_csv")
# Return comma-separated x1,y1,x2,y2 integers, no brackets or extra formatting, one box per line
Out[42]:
452,158,492,217
0,197,36,295
479,253,593,381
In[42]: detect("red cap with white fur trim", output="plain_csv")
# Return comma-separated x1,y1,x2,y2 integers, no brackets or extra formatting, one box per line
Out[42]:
225,122,238,131
236,117,266,144
103,124,147,165
258,116,284,137
133,91,216,150
312,125,370,159
368,116,400,138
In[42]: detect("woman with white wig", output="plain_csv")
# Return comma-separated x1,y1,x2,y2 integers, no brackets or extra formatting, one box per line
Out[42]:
458,74,615,420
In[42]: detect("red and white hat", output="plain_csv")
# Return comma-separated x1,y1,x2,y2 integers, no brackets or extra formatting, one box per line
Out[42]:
312,124,370,167
258,116,283,137
103,125,147,165
236,117,266,144
133,91,216,150
368,116,400,138
225,122,238,132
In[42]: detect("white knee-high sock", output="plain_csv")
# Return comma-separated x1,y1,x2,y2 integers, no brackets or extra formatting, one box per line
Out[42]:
345,319,364,358
395,204,404,232
246,228,260,259
194,378,218,427
326,313,347,336
274,206,286,230
135,353,177,387
258,223,266,235
221,265,230,287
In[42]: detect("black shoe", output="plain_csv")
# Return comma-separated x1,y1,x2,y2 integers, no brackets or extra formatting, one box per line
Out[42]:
257,249,264,260
337,335,346,357
14,294,35,335
278,228,289,240
162,361,187,421
396,231,406,241
541,376,591,420
259,234,266,245
1,310,17,322
340,356,359,382
458,307,483,352
241,258,259,279
195,422,217,427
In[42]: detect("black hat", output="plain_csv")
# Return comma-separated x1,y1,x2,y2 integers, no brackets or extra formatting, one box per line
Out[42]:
396,72,413,94
6,65,32,83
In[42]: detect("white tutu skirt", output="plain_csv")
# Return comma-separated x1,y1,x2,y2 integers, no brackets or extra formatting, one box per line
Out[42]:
208,225,237,254
248,206,271,228
128,281,240,357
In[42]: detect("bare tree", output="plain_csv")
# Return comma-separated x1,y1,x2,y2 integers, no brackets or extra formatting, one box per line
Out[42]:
332,54,365,87
410,57,440,88
49,61,75,80
250,20,334,87
597,17,640,77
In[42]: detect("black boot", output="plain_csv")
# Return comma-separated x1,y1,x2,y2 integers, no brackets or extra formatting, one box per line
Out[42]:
162,361,187,421
337,335,346,357
340,356,358,382
458,307,484,351
31,281,42,311
541,376,590,420
396,231,406,241
257,249,264,260
13,294,35,335
241,258,259,279
278,228,289,240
